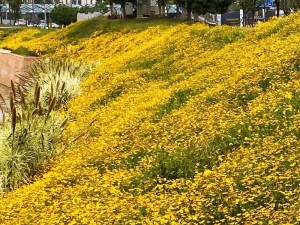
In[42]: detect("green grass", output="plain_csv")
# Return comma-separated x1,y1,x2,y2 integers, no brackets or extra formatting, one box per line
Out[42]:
0,27,22,41
150,148,197,179
89,85,124,108
66,16,192,39
151,89,195,122
33,29,55,38
7,46,38,56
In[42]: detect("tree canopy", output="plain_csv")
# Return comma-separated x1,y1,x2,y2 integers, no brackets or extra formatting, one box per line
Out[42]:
239,0,264,12
50,5,78,26
7,0,23,20
192,0,234,14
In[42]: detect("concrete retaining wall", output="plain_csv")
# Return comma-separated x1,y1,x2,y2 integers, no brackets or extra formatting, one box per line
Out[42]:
0,49,39,87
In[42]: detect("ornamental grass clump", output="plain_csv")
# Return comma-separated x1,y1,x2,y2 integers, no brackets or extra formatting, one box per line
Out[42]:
24,57,89,110
0,57,89,191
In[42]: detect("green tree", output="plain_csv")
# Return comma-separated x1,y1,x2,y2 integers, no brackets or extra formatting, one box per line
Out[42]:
95,1,109,14
192,0,234,15
214,0,235,13
282,0,300,15
274,0,280,16
50,4,78,26
7,0,23,21
192,0,213,15
239,0,264,25
0,0,5,24
228,0,240,11
158,0,168,17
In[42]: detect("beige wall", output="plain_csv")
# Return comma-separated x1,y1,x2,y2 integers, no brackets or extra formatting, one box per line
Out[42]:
0,49,38,87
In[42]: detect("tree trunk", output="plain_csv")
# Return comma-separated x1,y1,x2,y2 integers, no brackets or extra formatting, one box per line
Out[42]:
109,0,114,17
182,0,191,20
243,6,247,27
193,12,199,22
9,5,12,25
158,0,162,17
275,0,280,17
121,1,126,19
176,4,180,18
297,0,300,10
186,0,191,20
282,0,287,15
162,4,166,18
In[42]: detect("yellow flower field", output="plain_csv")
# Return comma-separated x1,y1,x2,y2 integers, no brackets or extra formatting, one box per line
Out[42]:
1,14,300,224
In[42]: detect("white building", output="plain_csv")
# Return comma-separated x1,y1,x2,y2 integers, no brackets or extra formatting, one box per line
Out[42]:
59,0,97,5
24,0,97,6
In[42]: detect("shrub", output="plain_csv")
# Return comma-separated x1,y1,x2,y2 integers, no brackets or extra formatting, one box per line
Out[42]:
51,4,78,26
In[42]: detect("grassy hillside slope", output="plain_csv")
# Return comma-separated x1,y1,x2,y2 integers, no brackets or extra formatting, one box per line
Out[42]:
1,16,300,224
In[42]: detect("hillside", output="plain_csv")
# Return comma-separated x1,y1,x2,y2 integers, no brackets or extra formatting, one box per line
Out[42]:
1,16,300,224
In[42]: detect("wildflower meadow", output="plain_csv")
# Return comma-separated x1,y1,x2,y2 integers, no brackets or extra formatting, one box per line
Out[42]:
0,14,300,224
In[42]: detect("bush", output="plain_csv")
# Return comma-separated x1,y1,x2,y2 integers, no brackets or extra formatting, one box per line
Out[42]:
50,5,78,26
